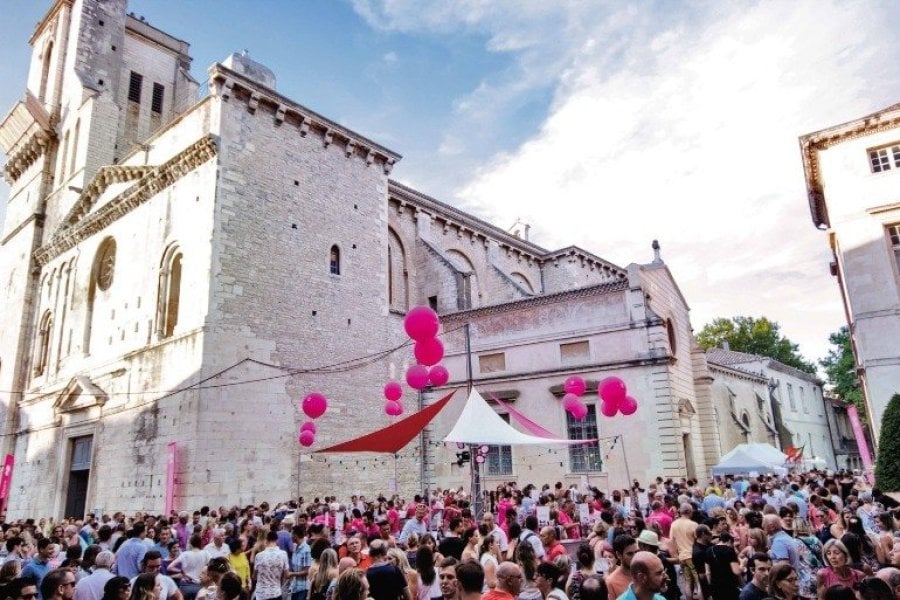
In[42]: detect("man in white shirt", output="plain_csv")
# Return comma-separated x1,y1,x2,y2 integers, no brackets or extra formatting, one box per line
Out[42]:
254,531,289,600
518,515,545,560
202,530,229,560
74,551,115,600
398,505,428,546
480,513,509,559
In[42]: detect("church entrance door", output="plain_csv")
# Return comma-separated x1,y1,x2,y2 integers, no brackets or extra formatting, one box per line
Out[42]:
65,436,92,518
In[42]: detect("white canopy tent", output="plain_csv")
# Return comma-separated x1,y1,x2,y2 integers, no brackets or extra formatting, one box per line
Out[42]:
443,388,592,445
719,442,788,466
711,449,782,476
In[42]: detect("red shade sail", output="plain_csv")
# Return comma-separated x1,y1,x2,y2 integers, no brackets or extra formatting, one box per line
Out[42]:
315,390,456,453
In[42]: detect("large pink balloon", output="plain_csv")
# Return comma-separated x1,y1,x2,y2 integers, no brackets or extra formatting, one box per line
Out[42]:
300,421,317,434
406,365,430,390
600,399,618,418
619,396,638,416
599,376,627,405
414,337,445,366
562,393,581,414
404,306,440,341
571,400,588,421
302,392,328,419
385,400,403,416
383,381,403,402
475,454,485,464
564,376,586,397
299,430,315,447
428,365,450,387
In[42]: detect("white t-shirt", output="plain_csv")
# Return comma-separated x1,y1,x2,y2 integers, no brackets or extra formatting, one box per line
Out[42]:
254,547,289,600
176,550,209,583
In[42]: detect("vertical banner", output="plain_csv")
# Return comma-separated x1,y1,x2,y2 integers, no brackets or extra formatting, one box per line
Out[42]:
0,454,14,514
165,443,176,515
847,405,874,482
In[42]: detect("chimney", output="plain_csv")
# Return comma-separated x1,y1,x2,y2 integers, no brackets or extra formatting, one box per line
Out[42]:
722,341,730,351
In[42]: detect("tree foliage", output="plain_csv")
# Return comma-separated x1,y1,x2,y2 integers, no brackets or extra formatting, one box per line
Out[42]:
819,326,863,408
697,316,817,374
875,394,900,492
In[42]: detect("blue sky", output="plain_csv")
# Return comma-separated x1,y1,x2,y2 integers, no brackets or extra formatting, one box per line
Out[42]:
3,0,900,364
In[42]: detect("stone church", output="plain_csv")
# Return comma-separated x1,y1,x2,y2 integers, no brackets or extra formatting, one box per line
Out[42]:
0,0,722,518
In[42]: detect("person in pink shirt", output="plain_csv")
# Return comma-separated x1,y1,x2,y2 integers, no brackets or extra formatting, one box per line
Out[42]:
647,502,673,538
558,502,580,540
386,502,401,535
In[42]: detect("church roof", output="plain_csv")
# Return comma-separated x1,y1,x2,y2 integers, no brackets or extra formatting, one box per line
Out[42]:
706,347,764,367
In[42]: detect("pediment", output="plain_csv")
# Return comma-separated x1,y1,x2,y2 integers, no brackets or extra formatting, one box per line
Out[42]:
678,398,696,415
54,376,108,414
60,165,153,228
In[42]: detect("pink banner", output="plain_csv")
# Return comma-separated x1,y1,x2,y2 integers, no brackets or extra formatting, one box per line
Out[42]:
847,405,874,482
0,454,13,514
489,393,596,443
165,443,176,515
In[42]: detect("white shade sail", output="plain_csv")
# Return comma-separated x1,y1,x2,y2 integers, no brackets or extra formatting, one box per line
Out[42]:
443,388,591,445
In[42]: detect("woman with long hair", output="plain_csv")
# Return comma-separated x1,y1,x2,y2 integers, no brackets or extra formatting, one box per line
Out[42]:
102,577,132,600
420,534,443,565
333,569,368,600
479,531,500,591
414,546,441,600
461,527,479,562
875,512,898,566
768,564,801,600
309,549,339,600
387,548,419,598
515,538,542,600
130,574,162,600
816,539,865,600
216,573,247,600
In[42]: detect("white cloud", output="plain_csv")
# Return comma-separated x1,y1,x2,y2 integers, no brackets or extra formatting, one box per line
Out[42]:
352,0,900,362
382,51,398,63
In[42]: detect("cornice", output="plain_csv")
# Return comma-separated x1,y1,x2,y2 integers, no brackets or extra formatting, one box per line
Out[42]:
61,165,153,226
2,130,53,183
208,64,400,175
799,103,900,228
34,135,217,266
707,361,768,384
440,280,629,321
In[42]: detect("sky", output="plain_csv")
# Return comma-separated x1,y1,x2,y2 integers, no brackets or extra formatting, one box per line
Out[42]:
2,0,900,367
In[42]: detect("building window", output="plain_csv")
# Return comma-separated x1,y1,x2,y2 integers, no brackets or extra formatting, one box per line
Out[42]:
869,143,900,173
787,383,795,412
485,414,513,476
666,318,678,354
128,71,143,103
95,238,116,291
151,83,164,114
35,311,53,376
329,245,341,275
800,386,808,413
479,352,506,374
888,225,900,273
38,42,53,102
567,404,602,472
158,247,182,339
560,341,590,365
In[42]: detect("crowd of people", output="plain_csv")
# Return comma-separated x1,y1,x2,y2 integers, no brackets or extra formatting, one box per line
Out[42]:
0,470,898,600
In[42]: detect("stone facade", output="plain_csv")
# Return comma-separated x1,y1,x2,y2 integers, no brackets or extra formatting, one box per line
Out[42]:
1,0,722,518
800,103,900,444
706,360,779,455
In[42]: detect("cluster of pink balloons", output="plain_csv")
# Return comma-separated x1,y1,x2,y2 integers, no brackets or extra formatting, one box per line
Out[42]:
298,392,328,447
561,376,589,421
383,381,404,416
475,444,489,464
598,376,638,417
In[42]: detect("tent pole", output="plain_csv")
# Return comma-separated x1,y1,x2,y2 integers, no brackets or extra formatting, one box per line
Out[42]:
620,435,632,487
465,323,483,518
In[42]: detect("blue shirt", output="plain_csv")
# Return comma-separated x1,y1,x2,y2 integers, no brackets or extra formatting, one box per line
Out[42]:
277,530,294,555
114,537,148,579
617,583,666,600
788,494,808,519
398,518,427,544
290,541,311,593
21,557,51,599
768,530,799,570
701,494,725,513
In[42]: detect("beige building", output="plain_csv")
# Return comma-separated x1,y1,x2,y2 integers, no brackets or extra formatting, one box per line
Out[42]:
800,103,900,443
0,0,720,518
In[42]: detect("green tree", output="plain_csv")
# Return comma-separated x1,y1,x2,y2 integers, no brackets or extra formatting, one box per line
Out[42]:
819,326,863,408
697,316,817,374
875,394,900,492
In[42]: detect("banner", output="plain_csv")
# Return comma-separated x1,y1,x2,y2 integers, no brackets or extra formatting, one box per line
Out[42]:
0,454,14,514
847,405,874,482
165,443,176,515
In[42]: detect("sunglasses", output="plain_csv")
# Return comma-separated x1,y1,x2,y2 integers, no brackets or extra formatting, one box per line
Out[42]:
21,594,37,600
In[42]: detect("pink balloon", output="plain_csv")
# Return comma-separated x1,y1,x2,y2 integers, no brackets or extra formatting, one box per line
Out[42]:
299,430,315,447
385,400,403,416
479,445,490,454
564,376,586,397
475,454,485,464
300,421,316,434
600,399,618,418
428,365,450,387
571,400,588,421
383,381,403,402
406,365,430,390
599,376,627,404
562,393,581,413
620,396,638,416
456,442,466,449
404,306,440,341
302,392,328,419
414,337,445,366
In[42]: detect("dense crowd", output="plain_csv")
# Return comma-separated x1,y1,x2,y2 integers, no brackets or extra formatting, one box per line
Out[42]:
0,470,898,600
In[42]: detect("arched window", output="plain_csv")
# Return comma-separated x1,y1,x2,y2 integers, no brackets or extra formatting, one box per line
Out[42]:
38,42,53,102
95,238,116,291
387,229,408,310
329,245,341,275
158,246,183,339
446,249,478,309
35,311,53,376
510,272,534,294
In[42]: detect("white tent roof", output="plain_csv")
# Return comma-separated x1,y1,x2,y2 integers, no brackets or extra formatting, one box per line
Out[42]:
443,388,587,445
719,442,787,466
712,449,781,476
